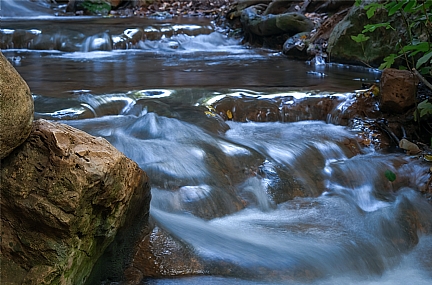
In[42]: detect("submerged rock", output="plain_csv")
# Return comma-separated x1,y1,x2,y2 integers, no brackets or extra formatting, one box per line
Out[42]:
0,119,151,285
125,225,205,283
0,51,33,159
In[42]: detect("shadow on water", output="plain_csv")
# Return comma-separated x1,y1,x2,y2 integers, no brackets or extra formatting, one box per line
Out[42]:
1,11,432,285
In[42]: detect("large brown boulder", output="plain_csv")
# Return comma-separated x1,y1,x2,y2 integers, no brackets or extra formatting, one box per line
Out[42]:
0,119,151,285
0,51,34,159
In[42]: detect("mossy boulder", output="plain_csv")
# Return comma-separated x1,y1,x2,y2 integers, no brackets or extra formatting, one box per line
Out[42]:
241,6,314,37
327,3,409,67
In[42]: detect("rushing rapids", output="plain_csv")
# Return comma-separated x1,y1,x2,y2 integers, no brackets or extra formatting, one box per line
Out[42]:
1,7,431,285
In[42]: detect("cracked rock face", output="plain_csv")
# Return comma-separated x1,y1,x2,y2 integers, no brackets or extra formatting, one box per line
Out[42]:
0,119,151,285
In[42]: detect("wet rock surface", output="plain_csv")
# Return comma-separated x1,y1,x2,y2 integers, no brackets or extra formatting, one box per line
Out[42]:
211,93,343,123
125,225,205,282
0,119,151,285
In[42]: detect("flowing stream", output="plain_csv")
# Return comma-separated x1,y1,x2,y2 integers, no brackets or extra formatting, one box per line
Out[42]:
1,5,432,285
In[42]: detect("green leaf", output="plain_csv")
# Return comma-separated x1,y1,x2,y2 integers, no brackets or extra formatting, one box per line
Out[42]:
420,66,432,75
362,22,393,33
385,170,397,182
388,0,408,16
418,99,430,109
418,100,432,118
416,50,432,69
364,3,383,19
424,0,432,10
351,34,370,43
412,0,432,12
355,0,362,7
379,54,398,69
402,42,430,53
404,0,417,12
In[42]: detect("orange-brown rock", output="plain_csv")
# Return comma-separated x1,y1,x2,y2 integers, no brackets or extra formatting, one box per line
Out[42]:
0,119,151,285
0,51,34,159
379,68,418,113
124,226,205,284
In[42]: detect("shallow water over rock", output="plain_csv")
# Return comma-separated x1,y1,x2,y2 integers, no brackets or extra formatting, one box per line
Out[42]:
2,14,432,285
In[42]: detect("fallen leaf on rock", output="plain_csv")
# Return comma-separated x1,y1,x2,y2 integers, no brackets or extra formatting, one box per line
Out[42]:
226,109,233,119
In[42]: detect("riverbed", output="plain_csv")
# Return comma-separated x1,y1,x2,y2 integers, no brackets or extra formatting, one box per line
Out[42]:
1,10,432,285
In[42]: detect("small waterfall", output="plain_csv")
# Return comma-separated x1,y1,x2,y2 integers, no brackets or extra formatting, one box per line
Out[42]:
0,19,235,53
31,87,432,283
81,32,113,52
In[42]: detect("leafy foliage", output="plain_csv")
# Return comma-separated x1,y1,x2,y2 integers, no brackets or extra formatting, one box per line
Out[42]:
354,1,432,143
415,99,432,120
379,53,398,69
353,0,432,74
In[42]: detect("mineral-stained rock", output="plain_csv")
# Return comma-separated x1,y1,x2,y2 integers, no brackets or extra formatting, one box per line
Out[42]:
379,68,418,113
0,119,151,285
0,51,34,159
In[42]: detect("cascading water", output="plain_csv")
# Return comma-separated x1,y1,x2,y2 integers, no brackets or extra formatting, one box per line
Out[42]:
1,11,431,285
41,89,431,284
